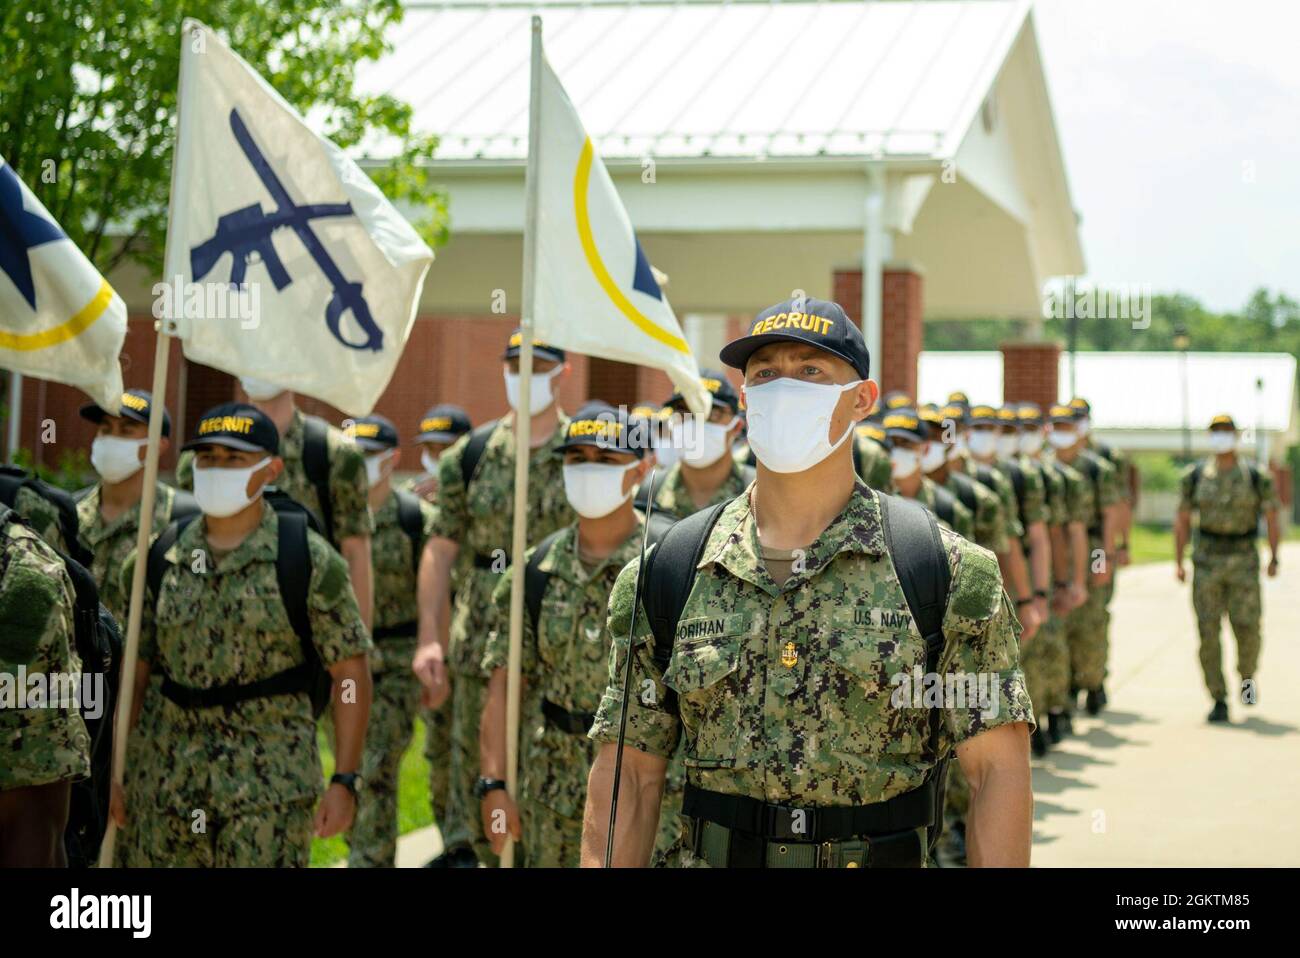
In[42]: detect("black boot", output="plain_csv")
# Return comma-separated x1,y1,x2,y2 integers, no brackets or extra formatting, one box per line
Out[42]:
1047,712,1064,744
424,844,479,868
1207,700,1229,723
1059,710,1074,736
1031,726,1049,757
1085,688,1103,716
1097,684,1108,708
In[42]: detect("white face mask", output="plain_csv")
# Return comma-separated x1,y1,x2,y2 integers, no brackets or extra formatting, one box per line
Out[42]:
1077,418,1091,438
420,449,440,476
890,447,921,481
1208,431,1237,453
504,367,559,412
1019,431,1045,456
240,376,285,401
1047,430,1076,450
653,440,681,471
673,417,734,468
996,434,1020,460
562,460,638,519
365,450,394,488
967,430,998,459
192,458,271,518
91,435,146,483
743,378,861,474
946,434,966,462
920,441,948,475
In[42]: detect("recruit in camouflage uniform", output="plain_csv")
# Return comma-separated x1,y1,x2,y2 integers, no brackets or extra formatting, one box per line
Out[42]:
854,423,894,492
4,484,73,555
347,469,437,866
0,506,91,798
590,482,1034,867
482,521,646,866
177,407,374,547
120,502,371,867
1177,417,1280,716
430,414,574,866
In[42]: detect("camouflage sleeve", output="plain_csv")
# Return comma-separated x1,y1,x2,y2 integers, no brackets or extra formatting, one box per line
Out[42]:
15,486,67,554
0,529,91,789
939,534,1035,743
1113,449,1134,503
119,548,158,664
328,435,375,541
588,553,680,759
952,498,975,541
419,498,437,546
1257,468,1281,515
428,433,470,542
174,450,195,491
975,486,1008,556
1177,464,1197,513
480,557,538,680
996,475,1024,540
1020,466,1048,526
1096,459,1120,509
305,532,372,667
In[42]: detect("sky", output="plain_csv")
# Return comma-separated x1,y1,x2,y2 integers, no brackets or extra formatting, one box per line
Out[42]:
1031,0,1300,313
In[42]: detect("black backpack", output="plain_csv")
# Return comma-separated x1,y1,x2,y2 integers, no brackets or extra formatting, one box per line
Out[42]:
0,466,91,568
947,471,979,515
928,482,960,533
145,499,331,717
637,491,953,853
1187,459,1263,502
393,488,426,573
302,416,335,544
0,506,122,867
524,509,677,638
459,420,499,490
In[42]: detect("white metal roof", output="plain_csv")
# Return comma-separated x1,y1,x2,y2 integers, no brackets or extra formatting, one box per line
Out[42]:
358,0,1033,162
917,350,1298,434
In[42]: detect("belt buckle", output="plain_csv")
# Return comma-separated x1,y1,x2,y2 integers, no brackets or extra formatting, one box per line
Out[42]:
819,841,834,869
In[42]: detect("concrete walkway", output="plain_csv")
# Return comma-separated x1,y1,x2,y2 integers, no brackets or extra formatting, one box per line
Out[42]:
1029,542,1300,866
386,544,1300,868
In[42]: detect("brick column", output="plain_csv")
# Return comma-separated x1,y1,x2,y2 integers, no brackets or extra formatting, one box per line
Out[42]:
1000,340,1061,410
832,267,923,397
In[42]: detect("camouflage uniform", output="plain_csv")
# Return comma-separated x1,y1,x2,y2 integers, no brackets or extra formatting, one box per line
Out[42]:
944,470,1008,556
913,476,975,540
482,522,644,867
10,484,74,555
959,452,1023,543
1065,451,1118,691
646,459,751,862
1020,460,1070,716
1179,459,1279,701
430,415,574,865
854,430,894,492
76,481,187,866
1035,458,1089,713
589,482,1034,868
120,506,371,867
0,507,90,791
347,491,436,867
177,409,373,546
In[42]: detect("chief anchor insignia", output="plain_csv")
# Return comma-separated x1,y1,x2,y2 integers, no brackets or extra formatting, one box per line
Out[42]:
190,108,384,352
781,642,798,668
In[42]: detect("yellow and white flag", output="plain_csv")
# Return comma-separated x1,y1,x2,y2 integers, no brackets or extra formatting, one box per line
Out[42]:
0,156,126,411
530,52,709,416
164,19,433,417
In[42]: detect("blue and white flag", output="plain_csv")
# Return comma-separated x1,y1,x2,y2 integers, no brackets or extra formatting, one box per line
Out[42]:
164,19,433,416
0,156,126,411
530,51,709,416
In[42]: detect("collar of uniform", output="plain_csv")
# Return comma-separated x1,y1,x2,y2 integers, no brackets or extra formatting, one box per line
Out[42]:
498,409,570,450
174,499,279,574
544,513,645,585
702,480,887,589
660,456,748,506
78,482,172,547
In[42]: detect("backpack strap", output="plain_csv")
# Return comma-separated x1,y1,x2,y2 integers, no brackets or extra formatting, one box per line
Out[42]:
877,493,951,676
393,488,425,574
632,480,669,518
275,511,313,654
524,529,565,639
643,500,731,685
460,420,498,489
1003,460,1026,523
928,483,958,531
73,484,96,503
302,416,334,544
146,514,198,612
168,489,201,523
0,466,90,568
948,472,977,514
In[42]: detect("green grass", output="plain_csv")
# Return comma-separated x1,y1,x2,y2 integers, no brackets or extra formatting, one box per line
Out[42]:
310,715,436,868
1125,522,1298,567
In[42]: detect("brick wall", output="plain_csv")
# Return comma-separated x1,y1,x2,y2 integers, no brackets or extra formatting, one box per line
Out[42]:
1001,340,1062,411
832,267,924,397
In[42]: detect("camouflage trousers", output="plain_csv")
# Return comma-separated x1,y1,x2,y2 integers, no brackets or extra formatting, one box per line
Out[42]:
112,677,166,867
1021,612,1070,714
446,670,498,866
424,703,451,828
521,799,581,868
130,798,315,867
652,744,689,867
347,664,421,868
1192,555,1262,702
1066,578,1114,692
945,761,970,819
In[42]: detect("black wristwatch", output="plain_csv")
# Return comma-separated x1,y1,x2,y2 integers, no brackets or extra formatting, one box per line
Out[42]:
1015,596,1034,608
1034,588,1048,599
330,772,364,800
474,777,507,800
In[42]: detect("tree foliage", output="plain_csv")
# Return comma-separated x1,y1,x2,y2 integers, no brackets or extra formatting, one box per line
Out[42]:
0,0,448,276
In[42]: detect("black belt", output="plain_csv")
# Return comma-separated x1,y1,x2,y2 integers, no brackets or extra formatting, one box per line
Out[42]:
542,699,595,735
473,552,505,570
1197,529,1256,542
159,664,310,709
683,782,935,844
372,621,417,641
1087,524,1102,537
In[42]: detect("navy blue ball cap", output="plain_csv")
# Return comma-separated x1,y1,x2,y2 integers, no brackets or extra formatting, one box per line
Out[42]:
504,328,565,363
345,414,399,452
557,401,650,458
415,404,472,444
719,296,869,380
667,369,741,415
182,402,279,455
882,409,926,443
80,388,171,438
